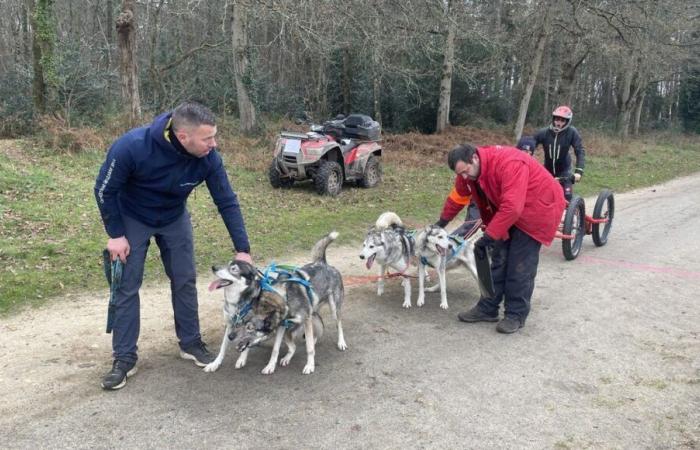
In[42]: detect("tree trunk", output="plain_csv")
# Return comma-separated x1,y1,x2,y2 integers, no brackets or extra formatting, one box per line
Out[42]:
436,0,456,134
26,0,56,116
632,90,646,136
341,47,352,115
372,54,382,123
558,50,588,106
147,0,165,109
232,0,257,134
116,0,141,125
513,9,549,141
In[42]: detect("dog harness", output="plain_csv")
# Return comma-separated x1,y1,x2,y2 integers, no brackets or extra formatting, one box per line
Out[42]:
260,263,316,329
420,236,467,269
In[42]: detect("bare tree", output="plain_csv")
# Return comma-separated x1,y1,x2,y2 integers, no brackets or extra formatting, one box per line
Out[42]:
232,0,257,134
26,0,56,115
436,0,456,133
116,0,141,125
514,3,551,140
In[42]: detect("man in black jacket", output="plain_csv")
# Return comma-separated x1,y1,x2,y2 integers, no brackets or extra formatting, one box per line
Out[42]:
532,105,585,201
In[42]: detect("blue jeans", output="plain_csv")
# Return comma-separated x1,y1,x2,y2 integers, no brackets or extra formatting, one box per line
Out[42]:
476,227,541,324
111,212,201,364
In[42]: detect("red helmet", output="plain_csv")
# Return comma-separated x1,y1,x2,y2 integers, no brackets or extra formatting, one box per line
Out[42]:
551,105,573,132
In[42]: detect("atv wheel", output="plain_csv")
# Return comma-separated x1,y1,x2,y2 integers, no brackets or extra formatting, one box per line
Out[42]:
314,161,343,196
268,161,294,189
359,155,382,188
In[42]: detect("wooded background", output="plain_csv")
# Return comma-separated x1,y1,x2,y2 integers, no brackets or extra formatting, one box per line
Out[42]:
1,0,699,139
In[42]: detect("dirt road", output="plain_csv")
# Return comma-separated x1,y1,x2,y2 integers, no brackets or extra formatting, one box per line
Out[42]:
1,175,699,449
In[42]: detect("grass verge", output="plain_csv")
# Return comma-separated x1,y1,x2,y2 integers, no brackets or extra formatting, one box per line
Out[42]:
1,130,699,315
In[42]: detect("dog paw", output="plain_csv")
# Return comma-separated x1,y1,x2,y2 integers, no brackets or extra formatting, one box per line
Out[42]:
417,296,425,307
234,359,246,369
402,301,411,308
280,356,293,366
261,364,276,375
203,362,220,373
440,302,449,310
302,364,315,374
337,340,348,351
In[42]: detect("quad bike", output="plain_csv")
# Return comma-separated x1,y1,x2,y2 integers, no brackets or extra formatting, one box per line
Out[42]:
268,114,383,196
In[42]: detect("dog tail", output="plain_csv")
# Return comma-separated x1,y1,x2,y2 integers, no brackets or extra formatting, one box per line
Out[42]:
376,211,403,230
310,231,338,264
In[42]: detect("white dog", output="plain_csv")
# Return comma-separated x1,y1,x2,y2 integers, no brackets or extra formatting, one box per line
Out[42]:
414,224,481,309
359,212,417,307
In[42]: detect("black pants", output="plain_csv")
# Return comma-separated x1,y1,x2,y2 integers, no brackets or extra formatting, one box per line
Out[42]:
476,227,541,324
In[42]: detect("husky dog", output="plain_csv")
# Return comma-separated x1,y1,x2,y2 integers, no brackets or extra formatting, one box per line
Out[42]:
204,260,261,372
225,232,347,375
415,224,481,309
359,212,416,308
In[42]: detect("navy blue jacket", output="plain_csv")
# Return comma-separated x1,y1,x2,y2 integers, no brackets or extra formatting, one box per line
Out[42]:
533,126,585,177
516,135,537,153
94,112,250,253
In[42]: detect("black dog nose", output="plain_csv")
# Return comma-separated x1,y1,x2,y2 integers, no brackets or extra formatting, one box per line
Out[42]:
228,330,237,341
359,255,365,259
212,265,217,272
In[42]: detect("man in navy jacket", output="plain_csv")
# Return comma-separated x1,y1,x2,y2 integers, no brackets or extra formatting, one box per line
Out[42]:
95,102,252,390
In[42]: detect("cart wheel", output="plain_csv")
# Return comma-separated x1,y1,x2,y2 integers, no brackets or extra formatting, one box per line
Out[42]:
592,189,614,247
562,196,585,260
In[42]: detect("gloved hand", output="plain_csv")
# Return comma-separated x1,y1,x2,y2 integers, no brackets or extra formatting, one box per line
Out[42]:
574,169,583,183
473,233,495,260
434,218,449,228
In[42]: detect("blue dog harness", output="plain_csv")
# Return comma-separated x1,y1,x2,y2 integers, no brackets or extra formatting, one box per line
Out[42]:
257,262,317,329
420,235,467,268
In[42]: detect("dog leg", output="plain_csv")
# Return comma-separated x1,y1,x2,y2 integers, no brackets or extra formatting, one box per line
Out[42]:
280,333,296,367
302,318,316,374
438,264,448,309
377,265,386,296
417,263,426,307
235,348,249,369
336,319,347,351
261,326,286,375
328,293,348,350
401,276,412,308
203,324,231,373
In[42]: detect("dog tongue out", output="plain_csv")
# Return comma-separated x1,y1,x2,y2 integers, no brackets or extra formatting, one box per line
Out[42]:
436,245,447,256
208,279,224,291
366,254,376,270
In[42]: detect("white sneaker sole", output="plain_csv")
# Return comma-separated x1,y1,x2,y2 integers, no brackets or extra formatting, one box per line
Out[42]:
179,351,209,367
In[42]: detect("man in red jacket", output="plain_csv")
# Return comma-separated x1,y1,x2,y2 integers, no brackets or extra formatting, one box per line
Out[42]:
437,144,566,333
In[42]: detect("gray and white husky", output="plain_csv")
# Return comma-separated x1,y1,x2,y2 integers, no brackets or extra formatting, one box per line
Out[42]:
204,258,261,372
359,212,417,308
414,224,481,309
220,232,347,375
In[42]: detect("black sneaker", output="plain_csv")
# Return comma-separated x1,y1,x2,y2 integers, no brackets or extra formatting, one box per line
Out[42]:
101,360,137,390
496,317,523,334
180,341,214,367
457,306,498,323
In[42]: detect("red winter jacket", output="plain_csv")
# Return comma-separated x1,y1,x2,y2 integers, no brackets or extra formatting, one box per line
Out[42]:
439,145,566,245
